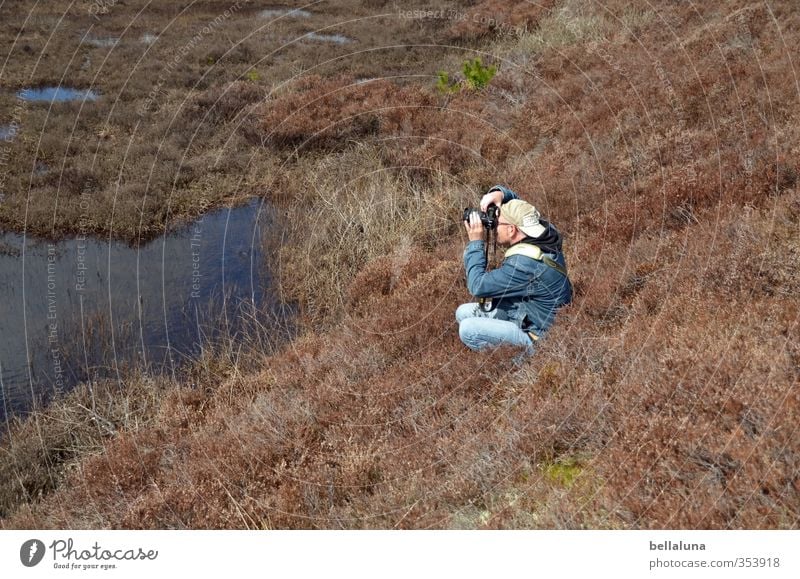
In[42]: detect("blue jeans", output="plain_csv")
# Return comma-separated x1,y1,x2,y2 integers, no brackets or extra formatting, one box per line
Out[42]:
455,303,534,355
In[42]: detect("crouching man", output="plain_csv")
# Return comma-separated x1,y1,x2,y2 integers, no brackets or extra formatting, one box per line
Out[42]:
457,185,573,356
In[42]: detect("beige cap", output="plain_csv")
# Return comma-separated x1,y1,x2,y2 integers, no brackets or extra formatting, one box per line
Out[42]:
501,199,546,238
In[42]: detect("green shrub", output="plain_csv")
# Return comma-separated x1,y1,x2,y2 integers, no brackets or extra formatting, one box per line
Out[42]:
462,57,497,90
436,58,497,94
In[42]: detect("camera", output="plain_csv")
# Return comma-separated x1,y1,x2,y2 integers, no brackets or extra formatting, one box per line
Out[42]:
462,203,499,230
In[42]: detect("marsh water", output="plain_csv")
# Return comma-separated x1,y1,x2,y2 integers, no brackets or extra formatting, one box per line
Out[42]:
17,86,100,103
0,198,285,422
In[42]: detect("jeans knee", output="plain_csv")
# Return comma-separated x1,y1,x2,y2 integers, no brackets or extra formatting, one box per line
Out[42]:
458,318,483,351
455,303,478,324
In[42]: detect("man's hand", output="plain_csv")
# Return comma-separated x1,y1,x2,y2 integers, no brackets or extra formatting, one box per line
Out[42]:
479,189,504,212
464,211,485,241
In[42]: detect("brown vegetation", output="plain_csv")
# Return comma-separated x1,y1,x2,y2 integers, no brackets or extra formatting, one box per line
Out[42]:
1,0,799,528
0,0,470,240
445,0,559,42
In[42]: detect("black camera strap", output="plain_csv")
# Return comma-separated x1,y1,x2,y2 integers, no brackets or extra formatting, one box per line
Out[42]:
479,227,498,312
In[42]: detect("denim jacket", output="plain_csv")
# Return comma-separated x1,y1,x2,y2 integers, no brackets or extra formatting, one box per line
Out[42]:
463,186,573,337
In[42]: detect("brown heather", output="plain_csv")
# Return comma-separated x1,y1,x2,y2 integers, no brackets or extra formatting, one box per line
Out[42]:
0,0,470,240
1,0,798,528
444,0,560,43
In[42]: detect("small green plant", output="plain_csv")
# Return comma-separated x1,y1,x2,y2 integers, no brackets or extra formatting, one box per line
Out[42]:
436,58,497,94
462,57,496,90
436,71,460,94
245,70,260,82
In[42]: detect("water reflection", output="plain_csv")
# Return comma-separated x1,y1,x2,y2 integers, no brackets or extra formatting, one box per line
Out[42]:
0,199,286,422
305,32,353,44
259,8,312,18
17,87,100,103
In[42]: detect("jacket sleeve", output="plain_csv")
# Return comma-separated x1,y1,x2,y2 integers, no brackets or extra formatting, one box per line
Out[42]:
464,242,535,298
487,185,519,205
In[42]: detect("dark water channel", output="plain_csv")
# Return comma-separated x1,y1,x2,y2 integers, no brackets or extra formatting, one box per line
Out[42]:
0,199,287,422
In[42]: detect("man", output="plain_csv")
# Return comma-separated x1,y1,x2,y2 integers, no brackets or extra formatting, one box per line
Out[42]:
457,185,572,355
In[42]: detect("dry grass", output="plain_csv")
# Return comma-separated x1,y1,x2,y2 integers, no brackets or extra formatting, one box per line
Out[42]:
1,0,799,529
266,144,467,324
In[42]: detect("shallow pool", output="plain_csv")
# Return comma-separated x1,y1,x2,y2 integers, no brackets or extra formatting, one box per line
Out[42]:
17,87,100,103
305,32,353,44
259,8,312,18
0,198,289,422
